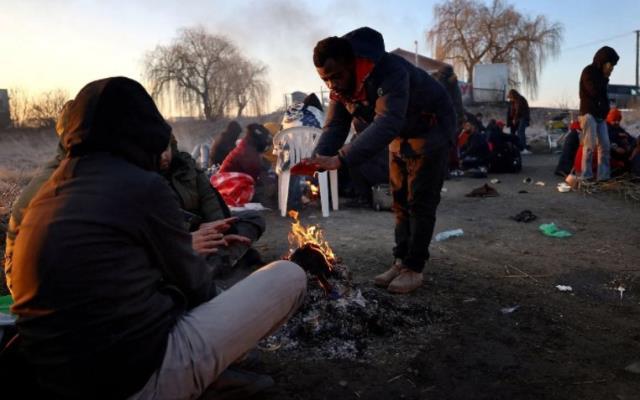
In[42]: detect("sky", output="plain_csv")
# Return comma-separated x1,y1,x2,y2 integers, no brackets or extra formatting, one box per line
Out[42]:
1,0,639,115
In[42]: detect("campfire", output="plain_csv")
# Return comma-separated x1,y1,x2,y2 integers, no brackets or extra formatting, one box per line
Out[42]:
287,210,337,294
261,210,444,361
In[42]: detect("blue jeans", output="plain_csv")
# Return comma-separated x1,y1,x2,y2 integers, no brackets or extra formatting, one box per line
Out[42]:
579,114,610,181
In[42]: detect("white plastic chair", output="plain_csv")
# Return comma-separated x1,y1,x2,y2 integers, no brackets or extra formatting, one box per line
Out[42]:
272,126,339,217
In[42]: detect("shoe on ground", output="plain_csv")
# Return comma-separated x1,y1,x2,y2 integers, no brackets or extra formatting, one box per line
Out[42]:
201,367,274,400
387,268,424,294
520,149,532,155
373,260,403,287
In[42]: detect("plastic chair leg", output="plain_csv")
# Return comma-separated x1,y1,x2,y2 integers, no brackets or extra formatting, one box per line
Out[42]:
329,170,339,210
278,171,291,217
318,171,330,217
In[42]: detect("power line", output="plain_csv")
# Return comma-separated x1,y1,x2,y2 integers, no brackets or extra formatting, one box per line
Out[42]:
562,31,634,52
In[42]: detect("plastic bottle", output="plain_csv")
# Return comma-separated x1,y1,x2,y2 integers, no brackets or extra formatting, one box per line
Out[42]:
434,229,464,242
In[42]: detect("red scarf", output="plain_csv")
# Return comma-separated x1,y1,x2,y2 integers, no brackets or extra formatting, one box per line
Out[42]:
330,58,376,103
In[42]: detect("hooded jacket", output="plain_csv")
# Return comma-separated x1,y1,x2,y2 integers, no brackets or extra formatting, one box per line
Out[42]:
219,123,271,181
580,46,619,119
506,92,530,128
314,27,455,165
10,77,215,398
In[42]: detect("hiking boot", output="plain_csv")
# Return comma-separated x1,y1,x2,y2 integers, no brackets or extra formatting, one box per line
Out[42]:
387,269,424,294
373,260,403,287
201,367,274,400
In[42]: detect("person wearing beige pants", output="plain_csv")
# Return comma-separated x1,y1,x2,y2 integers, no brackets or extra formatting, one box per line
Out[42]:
130,260,307,400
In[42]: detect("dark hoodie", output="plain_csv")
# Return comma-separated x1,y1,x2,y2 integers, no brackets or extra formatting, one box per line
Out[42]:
10,77,214,399
209,120,242,167
315,27,455,165
579,46,619,119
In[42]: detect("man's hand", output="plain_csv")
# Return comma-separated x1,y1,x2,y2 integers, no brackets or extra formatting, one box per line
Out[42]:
223,234,252,246
200,217,238,234
309,155,341,171
191,230,226,256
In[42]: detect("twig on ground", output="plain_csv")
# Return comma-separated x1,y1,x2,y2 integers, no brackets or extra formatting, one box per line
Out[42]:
505,264,541,283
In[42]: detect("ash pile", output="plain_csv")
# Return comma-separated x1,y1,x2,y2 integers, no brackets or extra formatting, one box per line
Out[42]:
260,245,445,360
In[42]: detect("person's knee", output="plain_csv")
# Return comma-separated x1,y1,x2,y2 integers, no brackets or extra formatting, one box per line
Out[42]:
262,260,307,294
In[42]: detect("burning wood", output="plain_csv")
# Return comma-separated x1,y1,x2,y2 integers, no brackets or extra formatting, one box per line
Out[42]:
287,210,337,293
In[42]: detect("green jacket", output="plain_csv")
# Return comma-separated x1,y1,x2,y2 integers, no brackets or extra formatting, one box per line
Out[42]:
165,151,230,230
4,143,65,295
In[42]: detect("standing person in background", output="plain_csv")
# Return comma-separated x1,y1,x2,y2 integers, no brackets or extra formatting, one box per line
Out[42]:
432,64,465,176
578,46,619,182
209,120,242,167
506,89,531,154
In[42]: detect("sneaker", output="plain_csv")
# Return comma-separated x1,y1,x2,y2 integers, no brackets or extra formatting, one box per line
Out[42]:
520,149,532,155
387,268,424,294
373,260,403,287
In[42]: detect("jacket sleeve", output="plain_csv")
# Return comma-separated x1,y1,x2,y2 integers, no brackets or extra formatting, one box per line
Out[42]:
145,176,214,308
314,99,353,156
196,169,231,222
341,68,410,166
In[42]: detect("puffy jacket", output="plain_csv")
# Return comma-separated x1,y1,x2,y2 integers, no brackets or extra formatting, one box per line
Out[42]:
315,27,455,165
579,46,620,119
10,77,215,399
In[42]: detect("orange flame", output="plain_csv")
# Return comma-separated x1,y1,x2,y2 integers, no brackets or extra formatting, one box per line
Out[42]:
307,181,319,197
288,210,336,265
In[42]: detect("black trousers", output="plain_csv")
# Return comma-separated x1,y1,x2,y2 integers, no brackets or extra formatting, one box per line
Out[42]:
349,148,389,201
390,146,448,272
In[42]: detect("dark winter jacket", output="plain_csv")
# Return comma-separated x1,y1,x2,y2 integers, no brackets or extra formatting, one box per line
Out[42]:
579,46,619,119
507,94,530,128
607,123,636,160
209,120,242,167
314,27,455,165
432,64,465,137
10,77,215,399
165,147,230,230
460,131,490,163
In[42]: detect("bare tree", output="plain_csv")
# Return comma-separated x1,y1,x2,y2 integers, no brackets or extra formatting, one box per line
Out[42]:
427,0,563,98
9,88,68,128
230,59,270,117
8,88,30,128
144,26,270,120
28,89,69,129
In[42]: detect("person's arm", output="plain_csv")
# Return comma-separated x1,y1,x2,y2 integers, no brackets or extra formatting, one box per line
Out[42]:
338,68,410,166
196,168,231,222
145,176,215,308
313,100,353,156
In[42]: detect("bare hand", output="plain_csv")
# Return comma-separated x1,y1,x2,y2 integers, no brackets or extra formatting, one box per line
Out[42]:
308,155,341,171
223,234,252,246
200,217,239,234
191,230,225,255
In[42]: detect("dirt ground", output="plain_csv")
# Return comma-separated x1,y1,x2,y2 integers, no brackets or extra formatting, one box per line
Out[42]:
1,135,640,399
248,154,640,400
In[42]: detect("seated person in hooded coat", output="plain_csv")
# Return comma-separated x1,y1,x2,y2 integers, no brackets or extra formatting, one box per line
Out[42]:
458,121,490,172
160,135,266,275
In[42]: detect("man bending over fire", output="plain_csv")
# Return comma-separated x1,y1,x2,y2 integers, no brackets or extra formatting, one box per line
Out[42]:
310,27,455,294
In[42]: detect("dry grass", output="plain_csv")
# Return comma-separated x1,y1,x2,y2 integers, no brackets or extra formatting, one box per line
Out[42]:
579,174,640,202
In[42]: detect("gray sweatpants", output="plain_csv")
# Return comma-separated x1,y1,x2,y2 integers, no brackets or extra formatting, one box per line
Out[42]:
129,261,306,400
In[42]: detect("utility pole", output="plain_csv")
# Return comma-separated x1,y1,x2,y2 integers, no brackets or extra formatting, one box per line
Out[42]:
635,30,639,87
414,40,419,67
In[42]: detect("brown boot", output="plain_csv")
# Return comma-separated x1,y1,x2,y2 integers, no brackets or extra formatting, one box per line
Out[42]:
387,268,423,294
373,260,403,287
